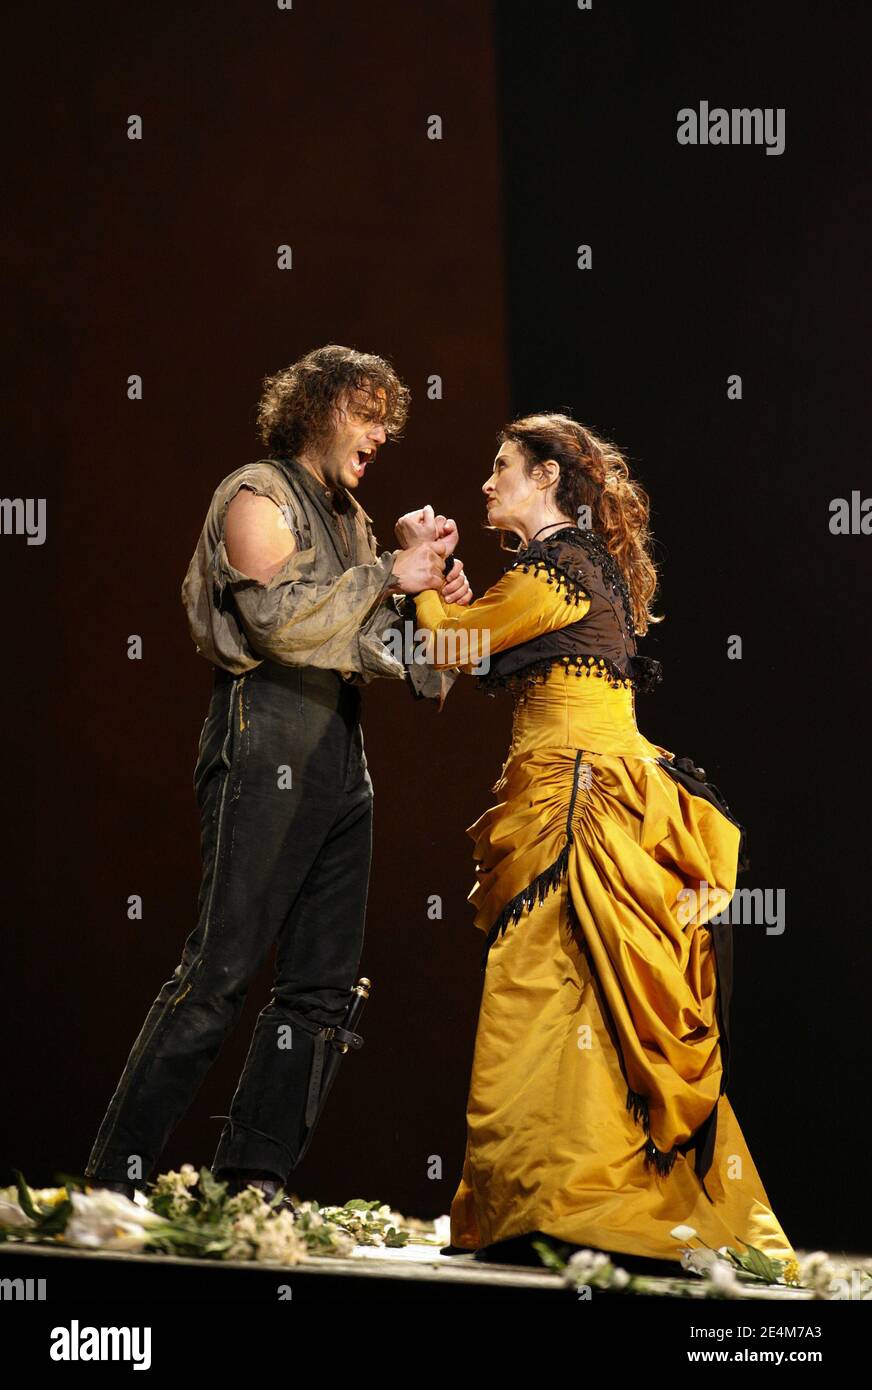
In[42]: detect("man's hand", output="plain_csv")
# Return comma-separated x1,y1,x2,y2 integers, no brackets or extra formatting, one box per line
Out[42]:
434,515,459,557
388,539,449,595
395,505,438,548
395,506,460,557
442,557,473,605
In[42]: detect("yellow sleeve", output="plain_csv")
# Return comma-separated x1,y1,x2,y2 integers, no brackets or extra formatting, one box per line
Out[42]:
413,563,591,673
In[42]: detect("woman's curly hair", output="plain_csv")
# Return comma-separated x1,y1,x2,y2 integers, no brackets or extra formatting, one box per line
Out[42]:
496,412,663,635
255,344,411,459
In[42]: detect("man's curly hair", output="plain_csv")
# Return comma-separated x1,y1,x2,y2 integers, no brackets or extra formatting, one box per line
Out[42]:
255,344,411,459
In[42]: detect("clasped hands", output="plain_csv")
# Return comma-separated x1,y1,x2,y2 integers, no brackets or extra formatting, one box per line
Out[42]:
389,505,473,605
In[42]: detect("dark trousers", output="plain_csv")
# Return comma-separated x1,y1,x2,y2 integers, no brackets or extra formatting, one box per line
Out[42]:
84,660,373,1187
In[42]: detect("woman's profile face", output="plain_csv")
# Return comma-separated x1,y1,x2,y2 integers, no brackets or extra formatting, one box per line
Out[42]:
482,440,540,535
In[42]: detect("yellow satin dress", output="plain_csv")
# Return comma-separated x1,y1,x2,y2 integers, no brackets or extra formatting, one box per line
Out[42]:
415,564,796,1268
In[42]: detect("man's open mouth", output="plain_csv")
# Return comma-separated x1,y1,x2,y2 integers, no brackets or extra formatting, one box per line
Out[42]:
351,447,376,476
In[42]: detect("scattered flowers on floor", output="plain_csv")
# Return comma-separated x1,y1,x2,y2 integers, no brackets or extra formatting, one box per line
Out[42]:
0,1166,419,1266
2,1172,869,1298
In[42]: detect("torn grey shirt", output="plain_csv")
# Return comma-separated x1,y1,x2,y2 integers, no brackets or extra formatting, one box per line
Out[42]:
181,453,457,706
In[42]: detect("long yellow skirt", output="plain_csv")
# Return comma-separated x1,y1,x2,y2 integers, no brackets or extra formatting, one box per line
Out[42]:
449,883,795,1264
449,675,796,1267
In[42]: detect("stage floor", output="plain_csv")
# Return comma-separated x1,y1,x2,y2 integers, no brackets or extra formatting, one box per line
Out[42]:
0,1235,848,1302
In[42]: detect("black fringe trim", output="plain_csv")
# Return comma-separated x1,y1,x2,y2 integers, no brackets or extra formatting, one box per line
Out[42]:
477,652,663,699
479,840,572,970
626,1087,680,1176
484,921,682,1176
506,555,590,606
629,655,664,694
479,752,587,970
644,1139,679,1177
476,750,710,1190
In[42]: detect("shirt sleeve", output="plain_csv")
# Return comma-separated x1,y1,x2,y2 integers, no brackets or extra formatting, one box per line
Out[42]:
363,593,460,708
413,561,591,673
213,536,408,681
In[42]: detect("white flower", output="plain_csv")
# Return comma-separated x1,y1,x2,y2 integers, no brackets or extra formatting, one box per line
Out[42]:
0,1198,35,1229
252,1218,305,1266
227,1188,272,1218
670,1224,699,1242
63,1189,164,1252
565,1248,618,1288
705,1260,742,1297
432,1214,451,1244
231,1213,260,1241
567,1247,607,1274
798,1250,839,1297
681,1247,720,1276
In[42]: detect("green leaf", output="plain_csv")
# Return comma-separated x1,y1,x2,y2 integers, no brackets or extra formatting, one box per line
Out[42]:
8,1173,72,1237
531,1238,568,1272
13,1171,40,1221
384,1227,410,1248
725,1242,787,1284
34,1196,73,1236
198,1166,226,1206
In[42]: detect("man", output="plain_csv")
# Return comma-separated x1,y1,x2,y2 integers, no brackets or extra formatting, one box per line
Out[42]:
83,344,471,1207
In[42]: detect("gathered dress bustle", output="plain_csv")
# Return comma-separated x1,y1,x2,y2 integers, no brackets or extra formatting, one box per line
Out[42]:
414,526,795,1268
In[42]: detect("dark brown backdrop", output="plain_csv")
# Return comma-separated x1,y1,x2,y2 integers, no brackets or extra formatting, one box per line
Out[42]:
2,0,511,1219
3,0,869,1256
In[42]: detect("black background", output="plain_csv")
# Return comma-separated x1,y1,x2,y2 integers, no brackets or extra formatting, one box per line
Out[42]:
2,0,869,1257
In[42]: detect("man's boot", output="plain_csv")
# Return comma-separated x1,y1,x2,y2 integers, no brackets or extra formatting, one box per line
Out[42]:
219,1168,298,1217
87,1178,137,1201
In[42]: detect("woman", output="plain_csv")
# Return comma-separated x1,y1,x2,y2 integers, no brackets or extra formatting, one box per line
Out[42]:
409,413,796,1272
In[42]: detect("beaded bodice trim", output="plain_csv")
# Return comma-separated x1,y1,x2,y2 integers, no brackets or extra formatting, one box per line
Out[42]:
503,552,591,608
511,525,638,639
477,652,664,698
477,526,663,698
